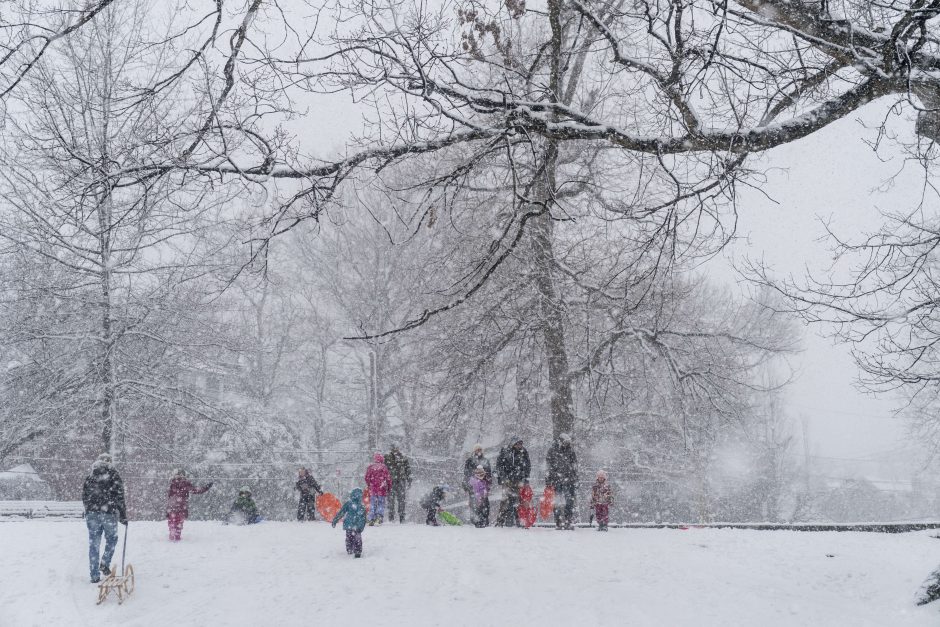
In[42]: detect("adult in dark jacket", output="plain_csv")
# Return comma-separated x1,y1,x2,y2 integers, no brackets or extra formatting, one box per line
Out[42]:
546,432,578,530
494,438,530,527
82,453,127,583
295,467,323,521
166,469,212,541
463,445,491,507
385,444,412,523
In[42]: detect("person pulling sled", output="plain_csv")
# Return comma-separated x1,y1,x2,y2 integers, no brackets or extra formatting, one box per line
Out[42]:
82,454,128,583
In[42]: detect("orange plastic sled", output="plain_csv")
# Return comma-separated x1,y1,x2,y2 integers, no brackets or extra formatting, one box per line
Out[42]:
316,493,342,521
538,486,555,521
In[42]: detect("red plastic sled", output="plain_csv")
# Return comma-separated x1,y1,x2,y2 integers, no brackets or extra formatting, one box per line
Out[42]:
538,486,555,521
518,483,536,528
316,493,341,521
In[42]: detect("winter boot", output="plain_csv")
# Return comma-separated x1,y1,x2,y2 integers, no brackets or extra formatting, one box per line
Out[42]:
377,515,384,525
100,562,111,576
354,552,362,558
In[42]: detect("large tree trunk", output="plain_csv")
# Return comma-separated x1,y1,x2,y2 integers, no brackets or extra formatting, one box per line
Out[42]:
529,0,578,442
531,208,576,440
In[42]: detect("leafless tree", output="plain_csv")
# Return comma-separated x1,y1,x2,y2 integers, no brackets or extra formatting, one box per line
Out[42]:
0,0,243,456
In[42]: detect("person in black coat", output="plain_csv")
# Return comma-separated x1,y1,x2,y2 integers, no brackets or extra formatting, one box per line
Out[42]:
385,444,412,523
546,433,578,529
81,453,127,583
295,467,323,521
494,438,530,527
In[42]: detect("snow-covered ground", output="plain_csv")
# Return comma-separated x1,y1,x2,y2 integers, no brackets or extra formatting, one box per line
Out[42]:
1,520,938,626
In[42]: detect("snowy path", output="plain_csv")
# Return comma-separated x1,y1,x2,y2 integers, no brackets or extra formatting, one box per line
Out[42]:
1,520,938,626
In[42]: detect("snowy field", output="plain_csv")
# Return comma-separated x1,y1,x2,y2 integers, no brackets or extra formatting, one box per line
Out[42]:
1,521,939,626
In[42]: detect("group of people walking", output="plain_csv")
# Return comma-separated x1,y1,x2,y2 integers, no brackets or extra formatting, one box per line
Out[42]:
457,434,612,531
79,437,614,578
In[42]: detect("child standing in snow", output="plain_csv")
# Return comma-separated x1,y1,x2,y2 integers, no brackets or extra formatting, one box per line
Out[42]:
420,485,447,526
295,467,323,522
166,469,212,541
468,466,490,527
590,470,613,531
332,488,367,558
226,486,262,525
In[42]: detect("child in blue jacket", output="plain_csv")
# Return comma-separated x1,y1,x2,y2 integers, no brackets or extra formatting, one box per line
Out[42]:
332,487,367,558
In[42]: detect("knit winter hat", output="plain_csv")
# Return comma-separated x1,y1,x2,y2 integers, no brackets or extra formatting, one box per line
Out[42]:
473,444,483,453
92,453,112,469
474,465,486,476
559,433,572,443
374,453,384,463
596,470,608,480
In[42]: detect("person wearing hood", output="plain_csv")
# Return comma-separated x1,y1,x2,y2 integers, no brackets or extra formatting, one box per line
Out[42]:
81,453,127,583
385,444,412,523
295,467,323,522
546,432,578,530
227,486,261,525
332,488,367,557
166,469,212,541
364,453,392,525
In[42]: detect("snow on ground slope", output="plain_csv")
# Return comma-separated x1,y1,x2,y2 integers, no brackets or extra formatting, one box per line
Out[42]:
1,521,939,626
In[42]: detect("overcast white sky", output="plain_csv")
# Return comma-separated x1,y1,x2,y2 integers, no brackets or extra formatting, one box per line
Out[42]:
712,100,930,472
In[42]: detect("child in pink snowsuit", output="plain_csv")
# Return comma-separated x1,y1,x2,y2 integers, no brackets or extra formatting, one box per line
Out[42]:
166,470,212,541
590,470,613,531
364,453,391,525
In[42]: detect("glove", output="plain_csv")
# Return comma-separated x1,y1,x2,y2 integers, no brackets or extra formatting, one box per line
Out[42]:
331,521,337,528
120,517,128,526
204,482,214,489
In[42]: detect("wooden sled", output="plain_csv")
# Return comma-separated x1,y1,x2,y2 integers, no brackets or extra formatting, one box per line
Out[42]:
97,563,135,605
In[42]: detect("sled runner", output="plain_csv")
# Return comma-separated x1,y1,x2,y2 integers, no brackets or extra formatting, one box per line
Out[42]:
538,486,554,521
316,493,342,522
97,524,135,605
438,510,462,526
